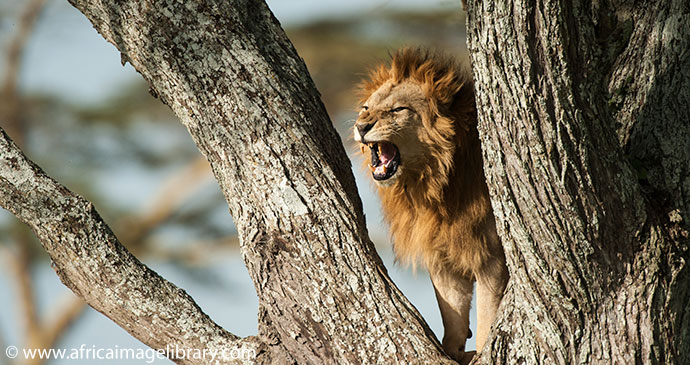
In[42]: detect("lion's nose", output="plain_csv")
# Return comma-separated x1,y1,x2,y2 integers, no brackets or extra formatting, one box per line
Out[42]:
356,122,375,138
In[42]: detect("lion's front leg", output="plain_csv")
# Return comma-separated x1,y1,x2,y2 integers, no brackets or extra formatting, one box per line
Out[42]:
430,267,474,364
475,257,509,352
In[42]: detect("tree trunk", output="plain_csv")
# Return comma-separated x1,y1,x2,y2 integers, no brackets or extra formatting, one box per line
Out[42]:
466,0,689,363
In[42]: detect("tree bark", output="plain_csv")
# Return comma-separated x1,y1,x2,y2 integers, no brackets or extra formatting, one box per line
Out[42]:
466,0,689,364
0,129,264,364
2,0,688,363
1,0,453,363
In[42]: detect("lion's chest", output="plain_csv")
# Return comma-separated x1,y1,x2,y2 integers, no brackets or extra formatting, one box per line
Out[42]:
382,196,493,275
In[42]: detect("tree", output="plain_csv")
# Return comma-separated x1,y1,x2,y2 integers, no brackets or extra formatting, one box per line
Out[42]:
0,1,687,365
465,1,690,363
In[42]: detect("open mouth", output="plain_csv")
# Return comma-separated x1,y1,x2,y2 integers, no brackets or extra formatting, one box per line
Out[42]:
365,142,401,181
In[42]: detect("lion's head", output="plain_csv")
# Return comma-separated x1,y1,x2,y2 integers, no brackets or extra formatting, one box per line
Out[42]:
355,48,476,204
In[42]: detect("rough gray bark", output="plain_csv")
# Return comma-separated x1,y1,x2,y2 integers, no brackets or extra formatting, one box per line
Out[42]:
0,129,263,364
466,0,689,364
0,0,453,363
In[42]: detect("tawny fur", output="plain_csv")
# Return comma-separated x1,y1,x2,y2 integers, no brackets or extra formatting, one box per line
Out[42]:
355,48,508,360
357,49,502,277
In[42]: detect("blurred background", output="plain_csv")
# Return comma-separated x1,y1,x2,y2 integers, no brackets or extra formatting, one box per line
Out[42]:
0,0,471,363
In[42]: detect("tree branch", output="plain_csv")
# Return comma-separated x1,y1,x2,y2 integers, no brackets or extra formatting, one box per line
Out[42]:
0,127,265,364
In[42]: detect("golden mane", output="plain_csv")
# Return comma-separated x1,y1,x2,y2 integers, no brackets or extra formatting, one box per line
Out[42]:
357,48,498,276
359,48,471,109
360,48,476,204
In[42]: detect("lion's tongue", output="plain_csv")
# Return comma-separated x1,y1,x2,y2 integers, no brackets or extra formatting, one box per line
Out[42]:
374,142,396,175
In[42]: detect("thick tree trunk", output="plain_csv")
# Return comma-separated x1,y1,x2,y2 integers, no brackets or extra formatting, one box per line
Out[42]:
466,0,689,364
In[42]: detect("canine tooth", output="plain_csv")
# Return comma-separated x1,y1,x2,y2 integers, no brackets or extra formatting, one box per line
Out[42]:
368,164,375,172
382,165,387,174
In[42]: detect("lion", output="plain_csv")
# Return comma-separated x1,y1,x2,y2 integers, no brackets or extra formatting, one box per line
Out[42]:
354,48,508,362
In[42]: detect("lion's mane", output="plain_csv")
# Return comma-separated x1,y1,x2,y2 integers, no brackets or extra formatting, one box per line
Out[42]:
359,48,501,276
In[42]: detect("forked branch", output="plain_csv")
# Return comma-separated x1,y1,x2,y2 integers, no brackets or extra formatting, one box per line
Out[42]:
0,128,264,364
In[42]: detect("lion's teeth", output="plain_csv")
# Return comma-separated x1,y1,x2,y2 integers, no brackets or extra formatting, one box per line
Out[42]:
368,164,375,172
382,164,387,174
360,145,365,154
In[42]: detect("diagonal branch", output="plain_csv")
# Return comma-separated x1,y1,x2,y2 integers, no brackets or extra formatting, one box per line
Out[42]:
0,127,266,364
